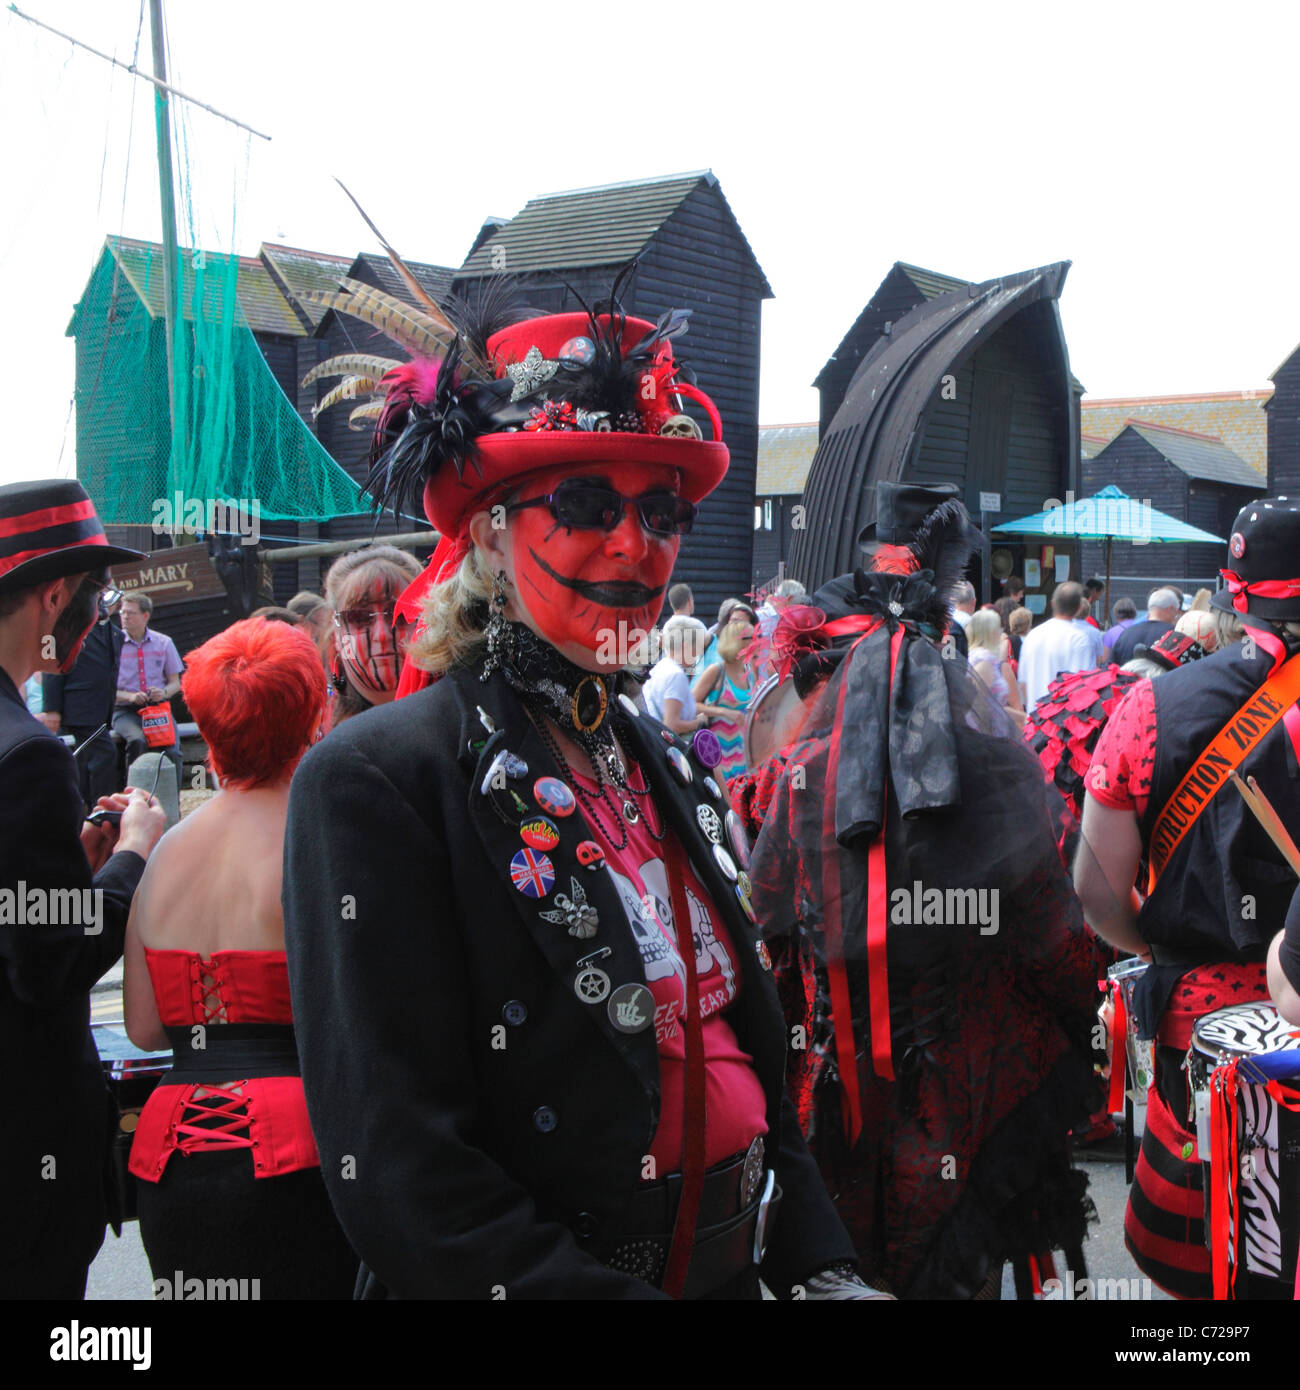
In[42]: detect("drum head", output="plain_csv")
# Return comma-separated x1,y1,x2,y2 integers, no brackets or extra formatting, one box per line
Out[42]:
743,674,808,770
1192,1001,1300,1062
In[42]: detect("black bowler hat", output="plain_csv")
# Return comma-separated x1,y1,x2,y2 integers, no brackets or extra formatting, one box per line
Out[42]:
0,479,143,595
857,481,962,549
1212,496,1300,622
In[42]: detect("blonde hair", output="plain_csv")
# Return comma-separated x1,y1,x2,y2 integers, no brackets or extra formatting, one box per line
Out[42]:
966,609,1003,653
1009,607,1033,636
411,545,494,678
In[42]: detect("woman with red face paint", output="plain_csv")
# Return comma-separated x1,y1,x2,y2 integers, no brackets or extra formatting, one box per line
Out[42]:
321,544,422,729
282,280,880,1300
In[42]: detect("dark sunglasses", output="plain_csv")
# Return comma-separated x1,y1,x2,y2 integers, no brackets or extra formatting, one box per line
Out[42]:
506,482,696,537
334,602,397,630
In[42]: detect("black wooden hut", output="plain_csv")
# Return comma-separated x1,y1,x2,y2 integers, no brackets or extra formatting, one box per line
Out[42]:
790,262,1080,595
456,170,772,617
1267,342,1300,495
1082,422,1260,606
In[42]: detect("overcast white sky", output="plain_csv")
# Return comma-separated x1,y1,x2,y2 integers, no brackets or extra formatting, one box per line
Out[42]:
2,0,1298,488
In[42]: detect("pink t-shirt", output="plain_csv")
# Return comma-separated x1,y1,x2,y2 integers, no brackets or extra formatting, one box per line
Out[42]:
572,766,768,1174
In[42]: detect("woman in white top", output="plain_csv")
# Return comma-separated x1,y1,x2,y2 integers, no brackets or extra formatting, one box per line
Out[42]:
967,609,1025,728
642,617,709,734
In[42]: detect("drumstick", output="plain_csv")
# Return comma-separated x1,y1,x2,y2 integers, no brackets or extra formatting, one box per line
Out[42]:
1229,771,1300,878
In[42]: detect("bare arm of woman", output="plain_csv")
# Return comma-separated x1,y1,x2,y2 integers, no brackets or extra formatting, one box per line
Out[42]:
661,697,703,735
692,664,725,717
1001,660,1026,727
123,877,167,1052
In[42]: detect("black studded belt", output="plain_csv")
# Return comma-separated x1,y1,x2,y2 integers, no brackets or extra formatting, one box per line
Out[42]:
592,1136,780,1297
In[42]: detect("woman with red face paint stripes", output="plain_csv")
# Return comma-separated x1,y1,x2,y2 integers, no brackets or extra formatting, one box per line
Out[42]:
280,274,881,1301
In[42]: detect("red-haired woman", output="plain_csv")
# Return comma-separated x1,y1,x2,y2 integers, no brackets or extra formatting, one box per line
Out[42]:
123,618,355,1298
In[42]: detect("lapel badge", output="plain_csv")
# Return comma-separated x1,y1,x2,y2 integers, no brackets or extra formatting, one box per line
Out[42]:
540,877,600,939
477,706,497,735
510,847,556,899
692,728,722,769
740,1136,766,1204
659,728,676,745
481,749,528,795
534,776,577,817
607,983,655,1034
666,746,693,786
574,948,612,1004
736,869,753,898
696,804,723,844
737,885,757,922
520,815,560,852
702,776,723,803
712,843,738,883
725,809,752,869
576,840,606,871
755,939,772,971
618,693,641,720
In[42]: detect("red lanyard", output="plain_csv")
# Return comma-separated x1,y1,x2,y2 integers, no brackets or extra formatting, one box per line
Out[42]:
136,641,147,694
661,836,706,1299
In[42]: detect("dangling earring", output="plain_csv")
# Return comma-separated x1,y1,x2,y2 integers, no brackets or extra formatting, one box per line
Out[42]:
482,570,515,678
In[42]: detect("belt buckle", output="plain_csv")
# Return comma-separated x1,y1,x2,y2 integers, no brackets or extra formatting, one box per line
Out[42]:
739,1135,765,1207
752,1169,776,1265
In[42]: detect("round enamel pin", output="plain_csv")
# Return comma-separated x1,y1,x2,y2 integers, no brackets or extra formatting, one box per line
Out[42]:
712,844,738,882
696,804,723,844
666,746,693,786
726,809,752,870
510,847,555,899
607,983,654,1033
534,776,576,817
692,728,722,768
576,840,606,871
520,815,560,852
755,940,772,971
702,776,722,803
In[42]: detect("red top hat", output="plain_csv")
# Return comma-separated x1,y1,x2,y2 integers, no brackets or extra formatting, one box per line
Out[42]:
0,479,143,595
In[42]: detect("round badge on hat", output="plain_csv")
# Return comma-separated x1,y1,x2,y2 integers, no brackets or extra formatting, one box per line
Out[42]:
1230,531,1246,559
510,847,556,899
607,983,654,1033
520,815,560,852
534,777,576,818
692,728,722,769
666,746,693,786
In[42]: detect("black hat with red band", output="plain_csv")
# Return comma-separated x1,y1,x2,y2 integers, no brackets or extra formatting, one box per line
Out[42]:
0,479,143,596
1213,496,1300,622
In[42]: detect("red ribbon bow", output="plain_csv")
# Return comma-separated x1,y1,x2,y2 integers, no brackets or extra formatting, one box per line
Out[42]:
1219,569,1300,614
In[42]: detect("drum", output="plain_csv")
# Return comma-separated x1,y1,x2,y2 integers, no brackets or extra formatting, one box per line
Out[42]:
742,673,807,770
1106,956,1151,1129
92,1020,172,1223
1189,1001,1300,1296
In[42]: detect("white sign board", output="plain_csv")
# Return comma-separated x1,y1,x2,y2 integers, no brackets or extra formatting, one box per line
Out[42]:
979,491,1002,513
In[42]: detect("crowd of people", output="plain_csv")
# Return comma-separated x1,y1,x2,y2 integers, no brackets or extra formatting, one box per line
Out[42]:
7,283,1300,1306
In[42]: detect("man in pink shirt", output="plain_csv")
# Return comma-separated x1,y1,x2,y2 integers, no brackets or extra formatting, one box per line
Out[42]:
113,593,184,785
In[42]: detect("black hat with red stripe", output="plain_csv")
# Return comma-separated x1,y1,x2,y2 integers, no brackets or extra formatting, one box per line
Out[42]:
0,479,143,595
1214,496,1300,622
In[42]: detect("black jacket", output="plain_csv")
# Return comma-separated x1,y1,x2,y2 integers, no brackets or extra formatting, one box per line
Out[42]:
283,664,855,1299
42,617,123,729
0,667,144,1284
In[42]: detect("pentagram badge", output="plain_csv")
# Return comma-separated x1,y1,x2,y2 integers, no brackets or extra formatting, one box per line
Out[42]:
575,965,611,1003
696,804,723,844
505,346,560,402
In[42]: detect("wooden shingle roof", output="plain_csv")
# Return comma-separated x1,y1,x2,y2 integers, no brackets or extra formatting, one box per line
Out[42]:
100,235,306,338
260,243,354,328
756,423,818,495
457,170,772,292
1120,420,1261,488
352,253,456,305
1081,391,1270,474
